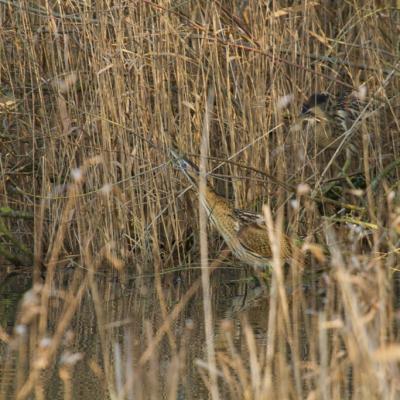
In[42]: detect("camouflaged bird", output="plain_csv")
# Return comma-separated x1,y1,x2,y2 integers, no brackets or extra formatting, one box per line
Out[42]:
300,90,365,148
170,149,294,268
299,89,367,173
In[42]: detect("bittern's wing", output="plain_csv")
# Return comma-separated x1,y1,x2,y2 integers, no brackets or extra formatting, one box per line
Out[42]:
236,222,272,259
233,208,266,228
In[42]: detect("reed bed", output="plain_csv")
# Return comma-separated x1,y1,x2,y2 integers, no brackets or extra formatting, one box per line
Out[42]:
0,0,400,399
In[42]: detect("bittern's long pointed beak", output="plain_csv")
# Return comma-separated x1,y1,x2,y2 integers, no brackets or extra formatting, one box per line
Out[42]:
169,148,200,187
169,148,183,163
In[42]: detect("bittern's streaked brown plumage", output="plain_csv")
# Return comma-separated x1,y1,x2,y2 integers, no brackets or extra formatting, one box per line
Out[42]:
299,91,365,162
295,90,367,180
171,149,293,269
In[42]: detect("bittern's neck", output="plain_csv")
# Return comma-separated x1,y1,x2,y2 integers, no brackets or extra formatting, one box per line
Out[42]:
196,184,232,218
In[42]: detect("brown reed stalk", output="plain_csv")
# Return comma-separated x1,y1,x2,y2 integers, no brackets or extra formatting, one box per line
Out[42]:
0,1,399,398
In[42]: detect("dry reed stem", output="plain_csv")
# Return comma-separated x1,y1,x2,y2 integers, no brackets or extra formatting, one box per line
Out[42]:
0,1,399,398
199,83,219,399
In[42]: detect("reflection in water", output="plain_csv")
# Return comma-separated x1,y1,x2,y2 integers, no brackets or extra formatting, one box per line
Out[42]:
3,258,379,399
0,265,279,399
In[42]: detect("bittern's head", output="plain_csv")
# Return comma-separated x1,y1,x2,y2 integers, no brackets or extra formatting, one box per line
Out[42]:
300,92,332,124
170,148,200,187
301,93,330,114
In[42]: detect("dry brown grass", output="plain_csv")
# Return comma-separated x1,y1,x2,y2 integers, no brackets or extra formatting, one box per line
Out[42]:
0,0,400,399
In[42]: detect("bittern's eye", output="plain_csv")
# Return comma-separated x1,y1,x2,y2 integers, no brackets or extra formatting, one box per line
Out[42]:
176,160,186,169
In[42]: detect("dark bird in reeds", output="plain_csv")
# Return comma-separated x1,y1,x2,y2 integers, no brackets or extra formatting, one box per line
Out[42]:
299,88,367,174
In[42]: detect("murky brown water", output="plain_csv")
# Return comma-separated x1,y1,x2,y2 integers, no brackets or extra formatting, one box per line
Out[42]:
0,265,285,399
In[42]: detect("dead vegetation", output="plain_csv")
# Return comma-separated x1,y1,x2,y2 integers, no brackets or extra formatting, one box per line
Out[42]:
0,1,400,399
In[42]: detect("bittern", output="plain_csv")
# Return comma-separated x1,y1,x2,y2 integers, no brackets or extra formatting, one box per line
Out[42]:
170,149,293,269
299,90,365,173
301,92,364,130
